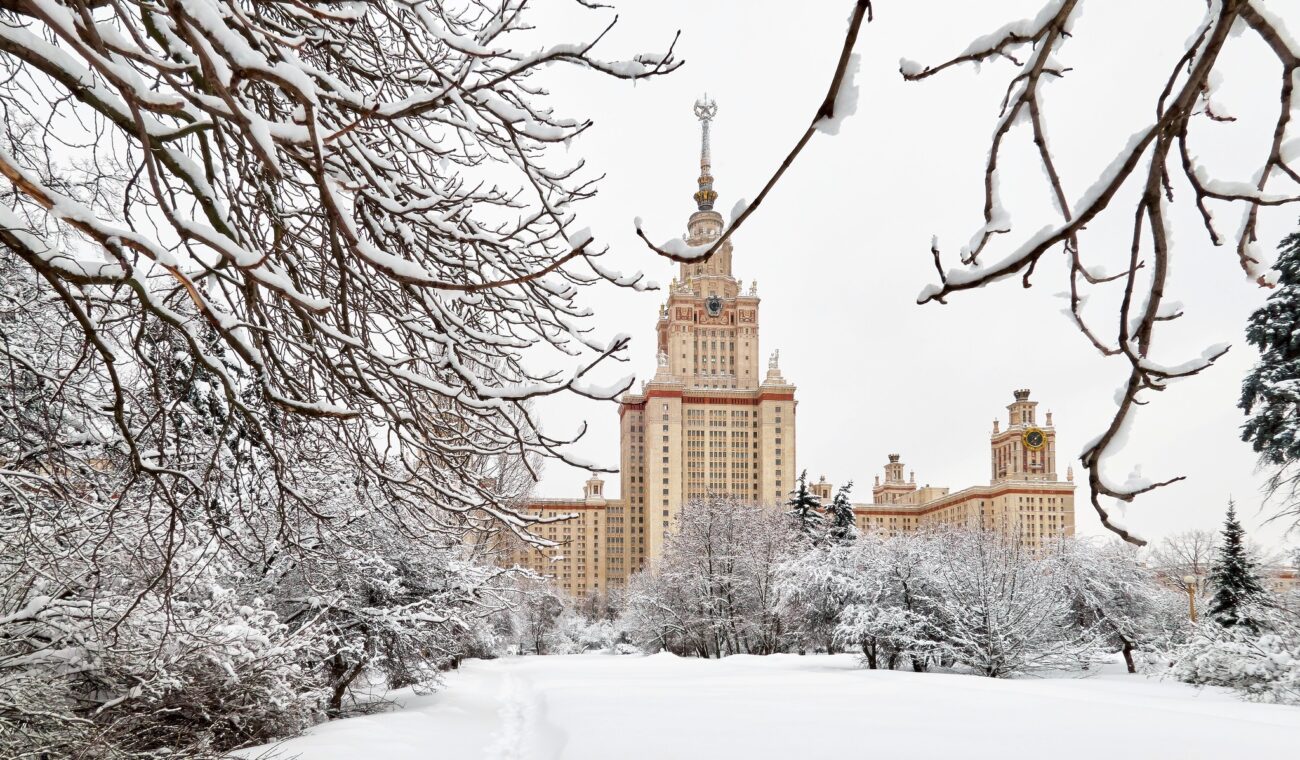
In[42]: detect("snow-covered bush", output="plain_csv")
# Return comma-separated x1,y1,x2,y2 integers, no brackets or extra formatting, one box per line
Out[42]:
922,530,1095,677
621,496,799,657
779,534,940,668
1,541,320,758
837,602,938,671
776,541,868,654
1171,608,1300,705
1054,539,1189,672
571,618,621,653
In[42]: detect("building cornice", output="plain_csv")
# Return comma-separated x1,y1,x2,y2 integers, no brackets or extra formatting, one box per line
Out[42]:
854,481,1076,518
620,387,796,414
522,499,618,512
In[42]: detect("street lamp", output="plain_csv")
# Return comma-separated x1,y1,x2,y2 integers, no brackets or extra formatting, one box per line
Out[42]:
1183,575,1198,622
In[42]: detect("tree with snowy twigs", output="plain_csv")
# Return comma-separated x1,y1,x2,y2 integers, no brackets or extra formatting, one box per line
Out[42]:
0,0,883,751
830,534,940,670
621,496,798,657
0,0,690,753
904,0,1300,546
1055,539,1184,673
1241,223,1300,529
923,530,1094,677
1207,501,1268,630
1148,530,1219,584
776,540,864,654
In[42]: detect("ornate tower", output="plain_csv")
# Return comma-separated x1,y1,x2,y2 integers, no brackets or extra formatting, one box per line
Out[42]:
656,96,760,391
872,453,918,504
611,97,797,581
990,389,1058,483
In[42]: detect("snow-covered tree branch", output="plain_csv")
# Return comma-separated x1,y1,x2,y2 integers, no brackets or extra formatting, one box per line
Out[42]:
0,0,679,547
904,0,1300,545
0,0,681,753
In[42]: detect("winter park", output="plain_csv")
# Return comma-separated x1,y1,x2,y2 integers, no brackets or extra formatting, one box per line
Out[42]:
5,0,1300,758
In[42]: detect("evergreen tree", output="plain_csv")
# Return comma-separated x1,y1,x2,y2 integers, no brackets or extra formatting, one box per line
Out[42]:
1241,225,1300,527
786,471,824,536
826,481,857,542
1207,501,1267,630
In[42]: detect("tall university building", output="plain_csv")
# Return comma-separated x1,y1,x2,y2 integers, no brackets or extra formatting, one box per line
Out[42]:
504,100,1075,595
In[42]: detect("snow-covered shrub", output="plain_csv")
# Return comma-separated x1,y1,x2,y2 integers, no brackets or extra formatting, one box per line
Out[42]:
837,602,938,671
621,496,799,657
922,530,1095,677
1,545,320,758
1053,539,1190,672
1171,608,1300,705
277,512,514,713
777,534,941,667
777,541,870,654
571,618,620,653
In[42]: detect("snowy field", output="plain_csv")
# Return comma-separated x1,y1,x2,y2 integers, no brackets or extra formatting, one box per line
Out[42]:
243,653,1300,759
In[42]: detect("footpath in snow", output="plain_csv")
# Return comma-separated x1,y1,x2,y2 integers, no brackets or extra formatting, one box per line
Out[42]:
242,653,1300,759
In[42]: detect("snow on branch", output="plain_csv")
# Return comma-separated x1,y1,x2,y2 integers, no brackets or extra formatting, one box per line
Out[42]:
903,0,1299,545
635,0,873,263
0,0,681,570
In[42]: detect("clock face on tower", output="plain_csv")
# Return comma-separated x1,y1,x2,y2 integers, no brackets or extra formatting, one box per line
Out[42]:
705,295,723,316
1022,427,1047,451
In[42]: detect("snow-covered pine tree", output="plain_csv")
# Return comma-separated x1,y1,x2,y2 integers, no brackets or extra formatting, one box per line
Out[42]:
826,482,857,542
786,470,825,537
1241,225,1300,528
1207,501,1267,630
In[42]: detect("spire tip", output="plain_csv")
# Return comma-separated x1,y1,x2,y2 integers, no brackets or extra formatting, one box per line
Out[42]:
692,94,718,211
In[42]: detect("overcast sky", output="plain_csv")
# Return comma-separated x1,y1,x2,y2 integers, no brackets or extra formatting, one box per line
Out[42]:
526,0,1299,552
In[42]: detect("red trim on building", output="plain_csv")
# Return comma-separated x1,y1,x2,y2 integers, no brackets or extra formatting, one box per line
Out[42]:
620,389,795,416
523,501,610,512
853,484,1075,519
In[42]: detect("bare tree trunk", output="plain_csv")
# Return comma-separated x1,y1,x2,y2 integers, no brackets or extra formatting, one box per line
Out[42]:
327,657,366,719
1121,640,1136,674
862,642,879,670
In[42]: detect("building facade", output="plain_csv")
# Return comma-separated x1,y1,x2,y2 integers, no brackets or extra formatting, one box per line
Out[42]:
504,103,1074,595
506,98,797,594
829,389,1076,550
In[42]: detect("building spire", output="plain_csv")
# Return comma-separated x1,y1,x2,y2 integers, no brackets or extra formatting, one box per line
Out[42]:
692,94,718,211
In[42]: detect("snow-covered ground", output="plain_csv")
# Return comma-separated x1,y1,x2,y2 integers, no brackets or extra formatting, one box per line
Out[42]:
242,654,1300,759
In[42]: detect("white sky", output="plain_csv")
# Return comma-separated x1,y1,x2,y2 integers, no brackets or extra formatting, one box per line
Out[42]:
527,0,1299,552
